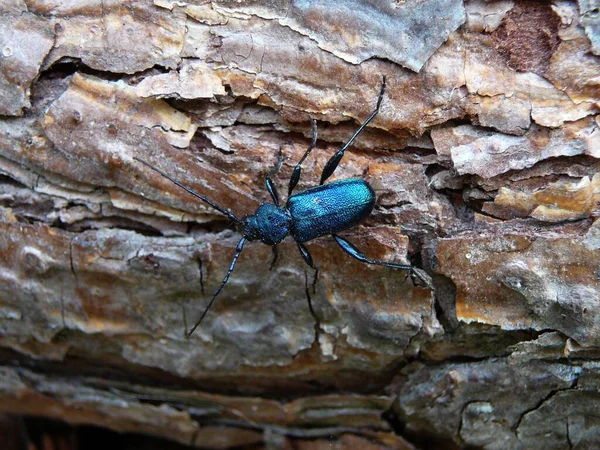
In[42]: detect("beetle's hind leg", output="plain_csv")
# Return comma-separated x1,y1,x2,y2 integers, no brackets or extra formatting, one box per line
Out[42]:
332,234,432,289
319,76,387,185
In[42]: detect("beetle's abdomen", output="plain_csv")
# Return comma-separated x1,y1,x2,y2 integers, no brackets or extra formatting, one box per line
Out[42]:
286,179,375,243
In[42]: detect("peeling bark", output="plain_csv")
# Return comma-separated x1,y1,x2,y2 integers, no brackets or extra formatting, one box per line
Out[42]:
1,0,599,449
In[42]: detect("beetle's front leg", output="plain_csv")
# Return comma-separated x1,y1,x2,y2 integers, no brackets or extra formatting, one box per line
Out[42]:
332,234,433,288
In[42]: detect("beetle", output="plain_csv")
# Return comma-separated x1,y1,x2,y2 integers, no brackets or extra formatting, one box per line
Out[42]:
134,76,431,337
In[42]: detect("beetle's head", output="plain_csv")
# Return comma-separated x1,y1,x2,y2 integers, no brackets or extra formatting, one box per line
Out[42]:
241,204,291,245
241,215,261,241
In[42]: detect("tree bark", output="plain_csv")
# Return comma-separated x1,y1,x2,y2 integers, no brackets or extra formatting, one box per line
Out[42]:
0,0,599,449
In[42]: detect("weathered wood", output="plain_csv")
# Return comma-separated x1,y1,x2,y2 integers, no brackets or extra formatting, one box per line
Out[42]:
0,0,599,448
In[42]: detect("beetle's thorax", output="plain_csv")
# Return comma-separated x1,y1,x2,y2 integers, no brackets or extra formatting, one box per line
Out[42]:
242,203,292,245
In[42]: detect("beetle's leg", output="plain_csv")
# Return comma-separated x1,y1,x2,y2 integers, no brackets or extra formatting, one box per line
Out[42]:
319,76,386,185
297,242,319,293
332,234,432,288
269,245,279,271
288,118,318,197
266,146,284,206
186,236,246,338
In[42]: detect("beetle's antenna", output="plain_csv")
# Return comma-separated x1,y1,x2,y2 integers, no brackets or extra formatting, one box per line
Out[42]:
319,76,386,185
288,117,318,196
186,236,246,338
133,157,241,224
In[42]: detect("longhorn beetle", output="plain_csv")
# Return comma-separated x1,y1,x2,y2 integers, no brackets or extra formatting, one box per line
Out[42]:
134,76,431,337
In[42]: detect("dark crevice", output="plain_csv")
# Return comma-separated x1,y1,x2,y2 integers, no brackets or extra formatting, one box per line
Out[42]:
0,175,237,236
431,274,458,332
446,190,478,225
60,218,165,237
39,59,80,79
19,415,197,450
0,175,30,189
382,399,463,450
0,343,399,400
424,162,450,179
29,59,173,118
4,205,161,236
40,57,171,83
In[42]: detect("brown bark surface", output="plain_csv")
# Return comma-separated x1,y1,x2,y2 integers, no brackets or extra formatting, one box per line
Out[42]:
0,1,599,449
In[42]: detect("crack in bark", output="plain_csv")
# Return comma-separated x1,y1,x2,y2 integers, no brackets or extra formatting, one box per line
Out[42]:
512,374,580,435
8,364,393,443
304,270,321,354
566,417,573,450
196,256,206,297
429,274,458,332
68,237,77,279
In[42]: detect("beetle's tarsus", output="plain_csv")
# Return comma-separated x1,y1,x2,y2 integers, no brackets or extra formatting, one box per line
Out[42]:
297,242,316,269
410,267,434,290
332,233,432,289
269,246,279,271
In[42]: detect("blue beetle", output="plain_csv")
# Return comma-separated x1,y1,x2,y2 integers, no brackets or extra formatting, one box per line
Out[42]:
135,76,430,337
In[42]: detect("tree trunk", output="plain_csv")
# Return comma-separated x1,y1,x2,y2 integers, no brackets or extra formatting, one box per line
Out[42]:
0,0,599,449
